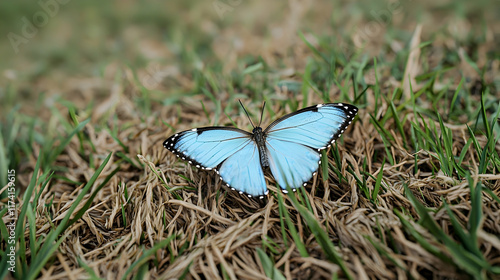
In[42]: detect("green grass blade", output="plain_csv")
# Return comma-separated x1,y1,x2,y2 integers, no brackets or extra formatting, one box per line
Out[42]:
68,166,120,227
286,187,353,280
372,157,385,202
77,258,104,280
15,152,42,239
121,235,175,280
257,248,286,280
47,118,90,166
276,191,308,257
468,175,482,250
26,153,112,279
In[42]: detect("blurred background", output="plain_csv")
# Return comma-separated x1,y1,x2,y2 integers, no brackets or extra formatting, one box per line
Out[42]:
0,0,498,115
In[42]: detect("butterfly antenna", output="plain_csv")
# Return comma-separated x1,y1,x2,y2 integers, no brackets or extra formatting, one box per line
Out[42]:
239,100,255,128
258,101,266,127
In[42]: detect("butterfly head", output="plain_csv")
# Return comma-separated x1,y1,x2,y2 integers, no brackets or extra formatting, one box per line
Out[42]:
252,126,263,134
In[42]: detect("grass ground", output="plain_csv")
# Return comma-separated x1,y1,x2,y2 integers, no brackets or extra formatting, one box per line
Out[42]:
1,0,499,279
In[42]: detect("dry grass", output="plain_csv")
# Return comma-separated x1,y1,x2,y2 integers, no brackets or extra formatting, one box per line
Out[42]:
2,1,500,279
12,89,500,279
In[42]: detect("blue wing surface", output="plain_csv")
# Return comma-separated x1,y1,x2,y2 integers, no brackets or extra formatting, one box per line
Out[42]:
163,127,252,169
218,141,267,197
264,103,358,191
164,127,267,197
266,138,320,191
265,103,358,150
164,103,357,196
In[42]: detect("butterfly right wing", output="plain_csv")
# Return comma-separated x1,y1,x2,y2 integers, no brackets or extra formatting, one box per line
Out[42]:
264,103,358,191
163,127,267,197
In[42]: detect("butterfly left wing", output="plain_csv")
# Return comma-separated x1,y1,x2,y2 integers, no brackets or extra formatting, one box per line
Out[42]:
164,127,252,169
264,103,358,191
163,127,268,197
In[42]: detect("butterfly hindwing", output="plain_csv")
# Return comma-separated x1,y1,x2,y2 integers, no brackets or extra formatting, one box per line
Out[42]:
163,127,268,197
264,103,358,190
218,141,267,197
266,138,320,191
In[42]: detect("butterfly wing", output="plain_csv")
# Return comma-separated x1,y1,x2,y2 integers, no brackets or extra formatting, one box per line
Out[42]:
265,138,320,192
164,127,251,169
264,103,358,191
163,127,267,197
218,141,267,197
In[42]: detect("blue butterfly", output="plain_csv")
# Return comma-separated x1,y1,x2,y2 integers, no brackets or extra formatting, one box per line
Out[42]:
164,102,358,199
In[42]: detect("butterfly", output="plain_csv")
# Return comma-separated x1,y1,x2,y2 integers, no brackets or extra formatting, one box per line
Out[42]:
163,102,358,199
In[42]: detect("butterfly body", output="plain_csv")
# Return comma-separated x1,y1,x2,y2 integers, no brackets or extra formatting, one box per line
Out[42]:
164,103,358,198
252,127,270,167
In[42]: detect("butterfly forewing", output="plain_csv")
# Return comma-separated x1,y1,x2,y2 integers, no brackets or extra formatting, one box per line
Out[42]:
163,127,252,169
264,103,358,191
218,141,267,197
265,103,358,150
